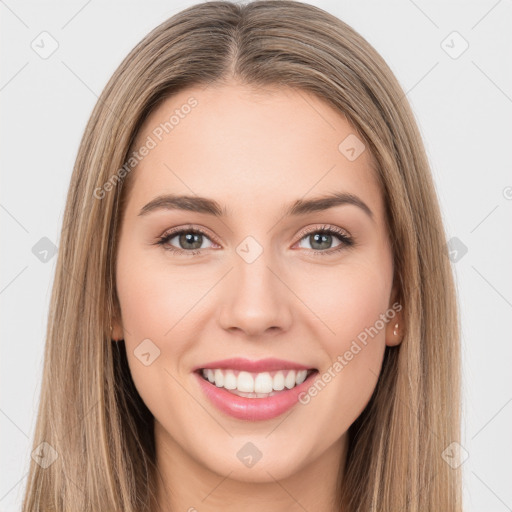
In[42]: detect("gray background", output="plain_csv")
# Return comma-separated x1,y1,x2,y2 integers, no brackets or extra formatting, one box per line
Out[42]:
1,0,511,510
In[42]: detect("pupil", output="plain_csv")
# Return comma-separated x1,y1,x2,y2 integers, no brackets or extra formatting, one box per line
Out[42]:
311,233,331,250
180,232,202,250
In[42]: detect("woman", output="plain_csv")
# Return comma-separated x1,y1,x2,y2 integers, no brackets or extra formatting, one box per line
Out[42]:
22,1,462,510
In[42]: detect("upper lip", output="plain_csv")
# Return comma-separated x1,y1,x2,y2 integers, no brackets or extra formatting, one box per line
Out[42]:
193,357,316,373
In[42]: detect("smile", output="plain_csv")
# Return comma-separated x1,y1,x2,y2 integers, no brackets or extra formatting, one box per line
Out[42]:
193,358,318,421
199,368,314,397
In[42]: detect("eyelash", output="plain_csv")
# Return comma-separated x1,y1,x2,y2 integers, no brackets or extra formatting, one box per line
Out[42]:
155,224,354,257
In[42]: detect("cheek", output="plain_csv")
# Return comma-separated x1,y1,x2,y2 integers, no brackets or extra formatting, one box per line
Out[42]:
114,252,187,393
303,258,392,354
341,276,388,346
294,263,392,435
115,247,203,343
115,256,199,431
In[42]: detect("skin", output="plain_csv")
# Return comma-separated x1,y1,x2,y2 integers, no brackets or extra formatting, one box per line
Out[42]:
112,81,403,512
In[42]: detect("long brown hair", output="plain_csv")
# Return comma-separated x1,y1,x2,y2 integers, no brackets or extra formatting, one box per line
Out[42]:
22,1,462,510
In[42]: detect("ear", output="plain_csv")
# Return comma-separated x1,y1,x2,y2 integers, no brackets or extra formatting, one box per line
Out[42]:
111,320,124,342
110,299,124,342
385,280,404,347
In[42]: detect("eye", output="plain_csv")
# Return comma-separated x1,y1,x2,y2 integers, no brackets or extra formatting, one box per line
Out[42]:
156,225,217,256
155,224,354,257
295,224,354,256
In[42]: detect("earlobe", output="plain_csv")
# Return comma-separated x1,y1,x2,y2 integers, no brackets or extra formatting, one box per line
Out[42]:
386,281,404,346
110,298,124,341
110,321,124,342
386,317,403,346
385,301,404,346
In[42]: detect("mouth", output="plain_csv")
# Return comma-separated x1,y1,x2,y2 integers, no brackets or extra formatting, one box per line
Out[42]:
195,367,318,398
193,359,319,421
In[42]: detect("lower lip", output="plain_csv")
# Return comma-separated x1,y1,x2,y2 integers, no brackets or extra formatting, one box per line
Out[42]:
194,370,318,421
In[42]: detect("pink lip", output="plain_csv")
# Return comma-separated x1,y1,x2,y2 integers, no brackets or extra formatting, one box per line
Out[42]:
193,357,313,373
193,368,318,421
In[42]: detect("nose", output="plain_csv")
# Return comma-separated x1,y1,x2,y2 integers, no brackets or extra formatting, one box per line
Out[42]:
218,252,293,338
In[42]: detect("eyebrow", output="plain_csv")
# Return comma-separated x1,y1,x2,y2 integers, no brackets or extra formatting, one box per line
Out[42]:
138,192,374,220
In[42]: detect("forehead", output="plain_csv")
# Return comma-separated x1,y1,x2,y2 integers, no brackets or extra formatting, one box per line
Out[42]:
126,82,384,222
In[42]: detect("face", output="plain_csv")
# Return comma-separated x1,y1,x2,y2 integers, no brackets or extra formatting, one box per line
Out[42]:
113,81,402,491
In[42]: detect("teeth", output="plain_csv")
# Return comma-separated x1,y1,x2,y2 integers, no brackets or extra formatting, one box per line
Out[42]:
296,369,308,385
254,372,273,393
214,369,224,388
223,370,237,390
284,371,296,389
273,371,285,391
201,368,312,395
237,371,254,392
